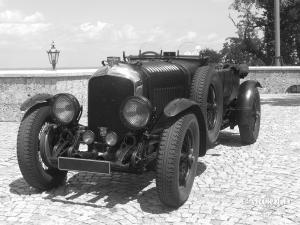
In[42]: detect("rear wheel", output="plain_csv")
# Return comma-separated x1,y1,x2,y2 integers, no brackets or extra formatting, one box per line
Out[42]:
17,105,67,190
238,88,261,144
190,66,223,146
156,114,199,208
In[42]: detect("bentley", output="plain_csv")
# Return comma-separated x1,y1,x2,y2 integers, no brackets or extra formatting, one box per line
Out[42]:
17,50,261,207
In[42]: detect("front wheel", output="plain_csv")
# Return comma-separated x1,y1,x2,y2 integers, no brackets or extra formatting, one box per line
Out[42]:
156,114,199,208
17,105,67,190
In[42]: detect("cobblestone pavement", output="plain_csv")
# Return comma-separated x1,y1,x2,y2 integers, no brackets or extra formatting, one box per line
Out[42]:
0,94,299,225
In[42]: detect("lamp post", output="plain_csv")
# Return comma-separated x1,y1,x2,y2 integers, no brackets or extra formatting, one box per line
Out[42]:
47,41,60,70
255,0,282,65
274,0,282,66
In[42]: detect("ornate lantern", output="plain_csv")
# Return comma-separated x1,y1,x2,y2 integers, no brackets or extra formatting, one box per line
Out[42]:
47,41,60,70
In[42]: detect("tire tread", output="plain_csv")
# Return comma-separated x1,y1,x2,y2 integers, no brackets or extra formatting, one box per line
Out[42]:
17,106,66,190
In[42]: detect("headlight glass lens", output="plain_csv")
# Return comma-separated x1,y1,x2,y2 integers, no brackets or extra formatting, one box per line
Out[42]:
122,97,151,129
105,131,118,146
53,94,77,124
82,130,95,145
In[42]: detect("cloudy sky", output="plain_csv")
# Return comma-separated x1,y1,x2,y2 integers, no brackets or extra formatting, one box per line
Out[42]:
0,0,237,69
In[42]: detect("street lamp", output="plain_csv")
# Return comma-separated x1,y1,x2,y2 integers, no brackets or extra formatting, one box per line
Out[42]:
255,0,282,65
274,0,282,66
47,41,60,70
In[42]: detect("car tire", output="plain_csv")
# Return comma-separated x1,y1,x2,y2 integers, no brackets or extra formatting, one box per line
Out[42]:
238,88,261,145
17,105,67,190
190,66,223,146
156,114,199,208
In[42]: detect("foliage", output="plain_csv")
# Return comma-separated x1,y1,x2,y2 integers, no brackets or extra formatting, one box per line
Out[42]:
199,48,223,63
223,0,300,65
221,37,265,65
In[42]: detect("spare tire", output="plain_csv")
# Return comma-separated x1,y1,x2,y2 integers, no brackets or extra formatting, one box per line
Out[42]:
190,66,223,146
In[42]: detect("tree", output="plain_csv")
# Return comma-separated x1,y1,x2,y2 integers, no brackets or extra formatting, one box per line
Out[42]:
226,0,300,65
199,48,223,63
221,37,265,65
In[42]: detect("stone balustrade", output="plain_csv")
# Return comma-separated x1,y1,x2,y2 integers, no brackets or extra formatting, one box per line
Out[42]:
0,69,94,121
0,66,299,121
246,66,300,93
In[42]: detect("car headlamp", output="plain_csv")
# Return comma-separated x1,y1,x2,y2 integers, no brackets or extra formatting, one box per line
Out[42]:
105,131,118,146
82,130,95,145
121,96,152,130
52,93,80,124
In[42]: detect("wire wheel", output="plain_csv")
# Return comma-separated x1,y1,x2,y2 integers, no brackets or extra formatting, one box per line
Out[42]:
190,66,223,145
156,114,200,208
179,129,195,187
207,84,218,131
17,105,67,190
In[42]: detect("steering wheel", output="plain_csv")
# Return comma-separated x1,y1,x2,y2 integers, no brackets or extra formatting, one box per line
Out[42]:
140,51,161,57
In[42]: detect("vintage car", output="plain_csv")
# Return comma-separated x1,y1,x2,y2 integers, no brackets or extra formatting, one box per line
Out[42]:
17,50,261,208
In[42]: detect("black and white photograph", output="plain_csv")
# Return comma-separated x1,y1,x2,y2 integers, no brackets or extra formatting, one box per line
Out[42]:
0,0,299,224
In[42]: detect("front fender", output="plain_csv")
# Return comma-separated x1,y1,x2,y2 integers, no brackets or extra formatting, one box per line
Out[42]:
20,93,53,112
164,98,199,117
153,98,207,156
236,80,261,124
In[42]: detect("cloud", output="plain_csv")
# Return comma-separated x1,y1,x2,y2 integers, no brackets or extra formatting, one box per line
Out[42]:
77,21,139,41
0,10,44,23
74,21,225,52
145,26,166,42
0,0,4,8
116,24,139,40
176,31,197,42
0,10,49,36
79,21,110,38
24,12,45,23
0,23,49,35
206,33,218,41
0,10,23,22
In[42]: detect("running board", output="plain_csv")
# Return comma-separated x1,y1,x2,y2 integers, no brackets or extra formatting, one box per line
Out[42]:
58,157,111,174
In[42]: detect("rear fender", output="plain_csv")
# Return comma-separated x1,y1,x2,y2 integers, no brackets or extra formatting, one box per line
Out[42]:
153,98,207,156
20,93,53,112
236,80,261,125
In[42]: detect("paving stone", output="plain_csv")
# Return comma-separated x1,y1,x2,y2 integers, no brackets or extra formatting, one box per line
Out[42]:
0,94,299,224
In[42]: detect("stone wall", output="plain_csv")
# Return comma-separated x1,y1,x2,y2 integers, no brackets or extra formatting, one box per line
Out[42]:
0,66,300,121
0,69,95,121
245,66,300,93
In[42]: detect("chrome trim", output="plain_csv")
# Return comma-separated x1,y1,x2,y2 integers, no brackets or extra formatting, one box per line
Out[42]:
135,84,143,96
92,64,143,96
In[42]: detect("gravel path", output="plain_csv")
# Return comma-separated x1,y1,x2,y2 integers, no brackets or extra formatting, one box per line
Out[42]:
0,94,299,225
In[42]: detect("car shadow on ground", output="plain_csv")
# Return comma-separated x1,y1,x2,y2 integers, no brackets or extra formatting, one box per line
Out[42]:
207,131,243,153
137,161,206,213
261,95,300,106
218,131,242,147
9,161,206,213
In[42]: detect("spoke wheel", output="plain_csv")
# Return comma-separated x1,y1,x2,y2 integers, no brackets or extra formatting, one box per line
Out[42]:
207,85,218,130
156,114,200,208
179,129,194,187
17,105,67,190
190,66,223,146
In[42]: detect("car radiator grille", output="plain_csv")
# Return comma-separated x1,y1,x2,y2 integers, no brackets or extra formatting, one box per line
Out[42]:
153,86,184,113
88,76,134,141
